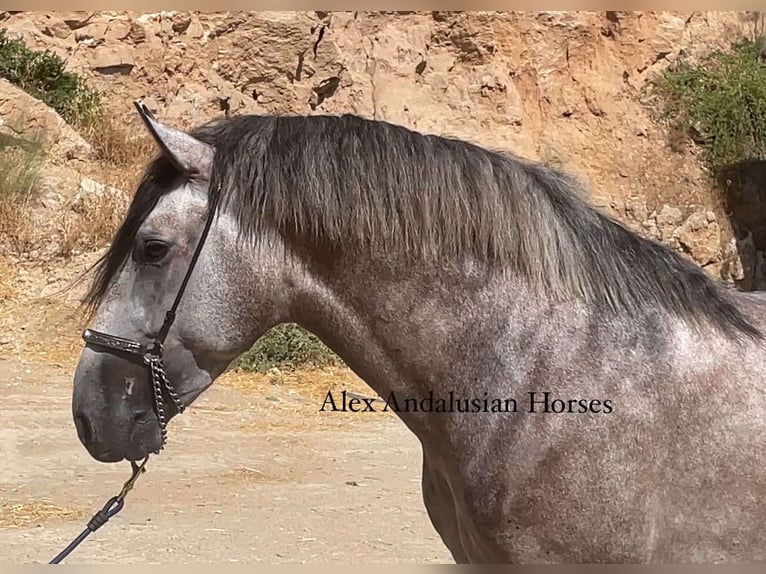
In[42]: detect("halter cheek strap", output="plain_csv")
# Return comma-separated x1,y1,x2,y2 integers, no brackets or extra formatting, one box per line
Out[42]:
82,192,219,452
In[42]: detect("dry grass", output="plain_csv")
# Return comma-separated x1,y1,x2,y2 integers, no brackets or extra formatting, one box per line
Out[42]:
0,134,45,199
0,501,83,529
81,111,156,173
58,111,155,256
56,188,131,259
0,134,45,261
0,254,14,301
0,198,36,256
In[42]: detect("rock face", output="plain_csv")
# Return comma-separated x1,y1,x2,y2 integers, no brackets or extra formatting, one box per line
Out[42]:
626,196,730,277
2,10,766,285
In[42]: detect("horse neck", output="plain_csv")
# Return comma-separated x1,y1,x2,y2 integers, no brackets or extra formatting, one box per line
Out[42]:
286,245,549,432
277,236,761,449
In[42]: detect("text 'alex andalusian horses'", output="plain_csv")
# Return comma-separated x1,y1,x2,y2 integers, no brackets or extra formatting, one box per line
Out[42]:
71,103,766,563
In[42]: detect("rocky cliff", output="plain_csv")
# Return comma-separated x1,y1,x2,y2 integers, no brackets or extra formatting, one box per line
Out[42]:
2,10,766,288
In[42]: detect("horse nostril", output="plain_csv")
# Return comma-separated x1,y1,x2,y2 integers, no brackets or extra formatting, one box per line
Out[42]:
74,412,94,445
133,410,154,426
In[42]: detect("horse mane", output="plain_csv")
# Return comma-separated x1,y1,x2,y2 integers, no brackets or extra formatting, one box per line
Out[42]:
84,113,761,339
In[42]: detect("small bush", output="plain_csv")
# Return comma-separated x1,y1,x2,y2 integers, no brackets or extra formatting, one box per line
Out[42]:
0,29,102,128
234,323,340,373
649,39,766,179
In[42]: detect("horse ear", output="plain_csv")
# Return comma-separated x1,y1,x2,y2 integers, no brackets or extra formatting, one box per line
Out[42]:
133,100,214,179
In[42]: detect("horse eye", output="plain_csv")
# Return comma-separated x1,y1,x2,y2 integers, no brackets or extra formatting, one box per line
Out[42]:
141,240,169,263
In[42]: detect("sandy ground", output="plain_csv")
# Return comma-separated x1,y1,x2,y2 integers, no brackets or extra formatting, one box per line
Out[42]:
0,355,453,564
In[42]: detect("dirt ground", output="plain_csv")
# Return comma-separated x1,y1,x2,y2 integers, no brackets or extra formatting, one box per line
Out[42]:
0,353,453,564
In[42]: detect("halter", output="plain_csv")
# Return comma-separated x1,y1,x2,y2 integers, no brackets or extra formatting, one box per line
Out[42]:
81,192,219,453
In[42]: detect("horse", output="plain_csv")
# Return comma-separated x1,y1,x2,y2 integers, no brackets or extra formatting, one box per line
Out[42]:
71,102,766,563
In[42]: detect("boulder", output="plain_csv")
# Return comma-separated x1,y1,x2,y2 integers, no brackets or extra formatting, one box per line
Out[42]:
0,79,93,162
673,210,721,267
91,44,136,75
71,177,127,215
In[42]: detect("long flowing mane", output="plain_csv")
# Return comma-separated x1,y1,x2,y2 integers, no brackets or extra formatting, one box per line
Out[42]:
84,113,761,339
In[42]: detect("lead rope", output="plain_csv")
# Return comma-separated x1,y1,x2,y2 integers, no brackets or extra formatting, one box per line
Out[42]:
49,457,149,564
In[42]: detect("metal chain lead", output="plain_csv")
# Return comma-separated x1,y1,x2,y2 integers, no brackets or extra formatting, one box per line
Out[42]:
145,354,185,452
158,359,186,414
148,358,168,451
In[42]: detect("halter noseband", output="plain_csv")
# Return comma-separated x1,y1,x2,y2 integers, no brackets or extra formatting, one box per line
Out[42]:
82,193,219,453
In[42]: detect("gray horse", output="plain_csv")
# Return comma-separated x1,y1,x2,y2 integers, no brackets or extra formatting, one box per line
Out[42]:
72,105,766,563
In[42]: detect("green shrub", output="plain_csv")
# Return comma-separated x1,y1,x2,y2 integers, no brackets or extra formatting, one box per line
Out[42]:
650,39,766,179
234,323,340,373
0,29,102,127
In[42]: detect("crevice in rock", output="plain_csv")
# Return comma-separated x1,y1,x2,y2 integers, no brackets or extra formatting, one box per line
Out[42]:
312,24,326,58
294,49,306,83
309,75,340,110
93,63,134,76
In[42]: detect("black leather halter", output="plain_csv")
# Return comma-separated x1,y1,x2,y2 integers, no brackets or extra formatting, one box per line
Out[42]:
81,194,219,452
